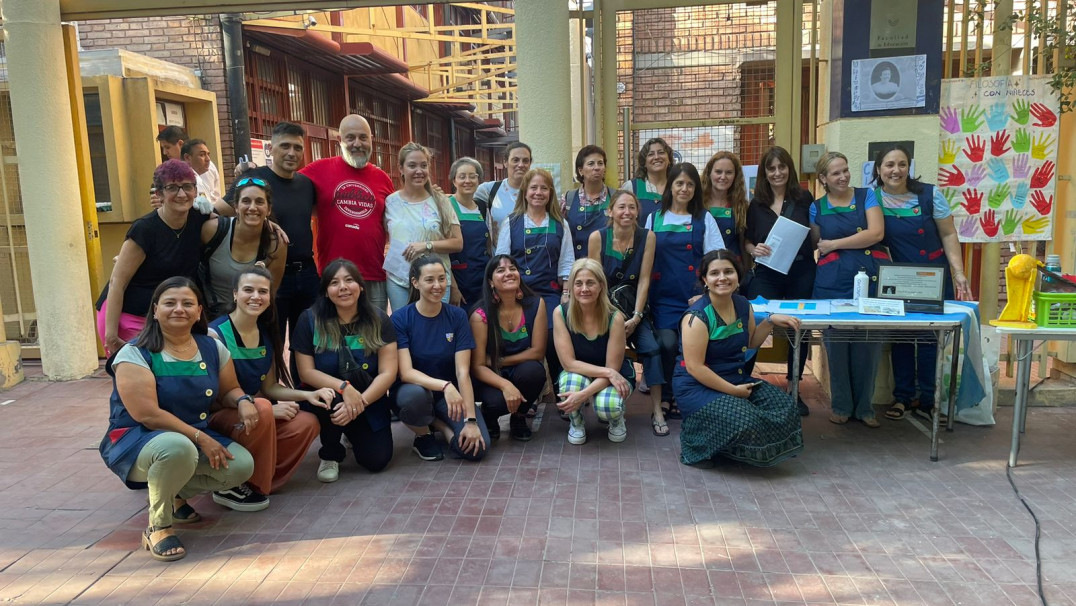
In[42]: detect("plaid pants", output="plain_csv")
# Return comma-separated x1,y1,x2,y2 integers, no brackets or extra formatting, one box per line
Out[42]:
558,371,625,421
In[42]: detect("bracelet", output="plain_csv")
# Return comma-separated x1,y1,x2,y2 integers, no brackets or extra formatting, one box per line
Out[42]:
632,311,644,319
237,394,255,406
442,380,452,392
336,380,350,394
191,429,201,444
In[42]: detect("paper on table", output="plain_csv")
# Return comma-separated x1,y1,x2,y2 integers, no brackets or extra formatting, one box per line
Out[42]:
382,239,411,280
767,300,831,315
858,297,905,316
755,216,809,275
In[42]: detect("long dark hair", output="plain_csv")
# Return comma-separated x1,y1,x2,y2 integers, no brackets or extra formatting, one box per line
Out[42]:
311,258,385,352
870,143,924,193
478,255,537,372
754,146,805,204
407,254,449,304
233,180,281,262
659,162,705,218
231,265,291,388
134,276,208,352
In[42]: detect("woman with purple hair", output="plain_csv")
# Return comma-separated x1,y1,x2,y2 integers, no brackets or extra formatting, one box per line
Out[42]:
96,159,218,355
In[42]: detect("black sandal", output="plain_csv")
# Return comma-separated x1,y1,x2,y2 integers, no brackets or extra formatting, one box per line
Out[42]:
651,414,670,437
664,403,682,420
885,401,909,420
142,526,186,562
173,498,201,524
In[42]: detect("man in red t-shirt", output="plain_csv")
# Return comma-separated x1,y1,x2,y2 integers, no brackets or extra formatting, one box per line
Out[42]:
300,114,394,311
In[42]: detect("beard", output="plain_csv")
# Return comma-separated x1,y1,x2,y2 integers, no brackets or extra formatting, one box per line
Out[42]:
340,143,369,169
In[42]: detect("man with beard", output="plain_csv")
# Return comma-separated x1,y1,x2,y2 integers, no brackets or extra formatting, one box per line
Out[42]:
226,122,318,339
300,114,394,311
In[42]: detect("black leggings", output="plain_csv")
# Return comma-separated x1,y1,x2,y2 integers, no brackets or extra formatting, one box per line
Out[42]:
300,396,393,472
396,383,491,461
476,360,547,424
656,328,680,401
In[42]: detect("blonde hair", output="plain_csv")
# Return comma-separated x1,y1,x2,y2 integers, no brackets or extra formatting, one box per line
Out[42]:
815,151,849,193
511,168,564,224
565,258,615,337
399,141,454,237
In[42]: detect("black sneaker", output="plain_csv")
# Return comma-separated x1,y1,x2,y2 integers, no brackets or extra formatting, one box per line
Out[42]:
797,397,810,417
412,433,444,461
509,415,532,441
213,483,269,512
487,421,501,441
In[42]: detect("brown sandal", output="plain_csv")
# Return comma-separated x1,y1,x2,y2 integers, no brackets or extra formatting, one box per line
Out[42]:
885,401,909,420
828,413,849,425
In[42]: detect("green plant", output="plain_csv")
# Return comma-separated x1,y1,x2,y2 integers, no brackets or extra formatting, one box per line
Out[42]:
999,0,1076,113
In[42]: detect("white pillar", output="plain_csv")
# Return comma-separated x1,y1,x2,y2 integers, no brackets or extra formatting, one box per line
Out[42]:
515,0,574,192
3,0,99,379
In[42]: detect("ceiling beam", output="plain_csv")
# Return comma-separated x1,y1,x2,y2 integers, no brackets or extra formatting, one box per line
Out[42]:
58,0,455,21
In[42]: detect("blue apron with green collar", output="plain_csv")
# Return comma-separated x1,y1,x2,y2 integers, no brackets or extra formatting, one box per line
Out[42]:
100,335,231,489
304,313,391,432
877,184,954,299
813,188,890,299
448,196,491,307
708,206,742,259
564,187,611,256
650,211,706,330
634,178,662,223
672,295,751,416
509,213,564,324
210,315,271,396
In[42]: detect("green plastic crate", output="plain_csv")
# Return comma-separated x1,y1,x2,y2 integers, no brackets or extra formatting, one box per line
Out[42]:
1033,290,1076,328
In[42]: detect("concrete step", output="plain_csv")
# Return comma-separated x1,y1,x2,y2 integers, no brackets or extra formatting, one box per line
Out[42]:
997,376,1076,407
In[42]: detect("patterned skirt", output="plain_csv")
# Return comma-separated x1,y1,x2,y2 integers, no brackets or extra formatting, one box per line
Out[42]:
678,381,803,467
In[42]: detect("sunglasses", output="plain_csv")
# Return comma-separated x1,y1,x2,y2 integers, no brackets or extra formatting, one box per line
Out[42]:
235,177,268,189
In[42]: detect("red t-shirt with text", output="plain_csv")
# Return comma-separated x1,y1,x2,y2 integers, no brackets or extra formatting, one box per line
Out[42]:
300,157,393,281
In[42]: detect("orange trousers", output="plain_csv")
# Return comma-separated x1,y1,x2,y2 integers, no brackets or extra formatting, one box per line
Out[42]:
209,398,318,495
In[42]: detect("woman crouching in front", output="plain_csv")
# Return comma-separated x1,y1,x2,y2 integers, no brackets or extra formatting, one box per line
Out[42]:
99,277,255,561
674,251,804,468
393,255,489,461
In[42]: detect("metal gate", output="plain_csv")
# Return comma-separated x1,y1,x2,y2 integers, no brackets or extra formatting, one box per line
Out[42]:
0,36,37,350
611,1,817,180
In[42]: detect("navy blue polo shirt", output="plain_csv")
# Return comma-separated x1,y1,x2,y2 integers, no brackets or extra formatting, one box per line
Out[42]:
392,303,476,383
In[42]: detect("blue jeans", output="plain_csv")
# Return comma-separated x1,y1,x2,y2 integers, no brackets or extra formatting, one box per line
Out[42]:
395,383,490,461
824,336,882,420
632,317,665,386
891,339,938,410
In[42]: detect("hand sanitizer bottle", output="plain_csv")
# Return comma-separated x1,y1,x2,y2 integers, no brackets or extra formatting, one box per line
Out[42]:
853,269,869,301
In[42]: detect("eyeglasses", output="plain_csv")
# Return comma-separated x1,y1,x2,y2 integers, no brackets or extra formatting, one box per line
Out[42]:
162,183,197,195
236,177,268,189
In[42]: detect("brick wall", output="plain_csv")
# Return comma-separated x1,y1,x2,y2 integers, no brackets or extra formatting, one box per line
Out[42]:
78,16,235,177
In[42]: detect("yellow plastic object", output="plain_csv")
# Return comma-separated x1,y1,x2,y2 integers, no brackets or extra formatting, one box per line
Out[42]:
991,254,1040,328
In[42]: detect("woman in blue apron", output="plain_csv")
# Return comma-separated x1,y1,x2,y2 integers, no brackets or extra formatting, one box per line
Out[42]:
495,168,575,382
674,251,803,468
393,255,489,461
645,163,726,419
470,255,548,441
100,277,255,562
809,152,889,428
207,266,332,508
587,190,667,436
563,145,614,259
554,258,635,445
872,144,971,421
447,157,491,309
291,258,398,483
745,146,816,416
621,137,674,223
702,151,748,261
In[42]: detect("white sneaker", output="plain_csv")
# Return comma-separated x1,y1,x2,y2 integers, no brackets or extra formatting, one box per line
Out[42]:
317,459,339,483
607,417,627,443
567,412,587,445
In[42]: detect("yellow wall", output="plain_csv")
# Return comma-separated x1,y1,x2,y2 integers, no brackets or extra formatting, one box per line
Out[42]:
337,7,440,91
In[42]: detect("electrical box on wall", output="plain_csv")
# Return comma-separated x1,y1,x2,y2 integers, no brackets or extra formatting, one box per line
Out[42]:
801,144,826,174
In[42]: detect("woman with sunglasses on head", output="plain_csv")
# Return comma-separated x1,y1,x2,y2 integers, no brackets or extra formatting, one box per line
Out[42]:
385,142,464,313
872,144,971,422
810,152,888,428
100,277,255,562
587,190,667,436
202,177,286,317
447,157,492,308
96,160,217,355
744,146,816,416
702,151,749,261
394,255,489,461
646,162,726,421
675,250,803,468
291,259,398,483
622,137,674,223
495,167,575,383
205,266,332,509
470,255,547,442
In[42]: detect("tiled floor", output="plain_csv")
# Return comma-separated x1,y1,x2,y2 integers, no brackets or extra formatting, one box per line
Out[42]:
1,363,1075,605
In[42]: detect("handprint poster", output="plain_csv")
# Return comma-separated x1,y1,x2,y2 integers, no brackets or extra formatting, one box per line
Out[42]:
938,76,1059,242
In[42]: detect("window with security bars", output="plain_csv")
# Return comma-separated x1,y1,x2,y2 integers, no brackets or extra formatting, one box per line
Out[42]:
349,84,408,182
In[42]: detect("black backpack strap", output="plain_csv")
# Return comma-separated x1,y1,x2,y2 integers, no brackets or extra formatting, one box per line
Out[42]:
476,197,489,221
202,217,230,263
488,180,502,206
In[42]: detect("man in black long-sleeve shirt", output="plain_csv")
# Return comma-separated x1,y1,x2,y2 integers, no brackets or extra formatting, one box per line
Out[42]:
225,122,318,342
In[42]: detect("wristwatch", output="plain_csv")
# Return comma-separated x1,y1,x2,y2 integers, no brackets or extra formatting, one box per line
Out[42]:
464,417,478,425
425,240,433,251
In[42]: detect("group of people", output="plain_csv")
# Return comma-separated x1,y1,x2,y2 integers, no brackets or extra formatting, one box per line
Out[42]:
96,114,970,562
